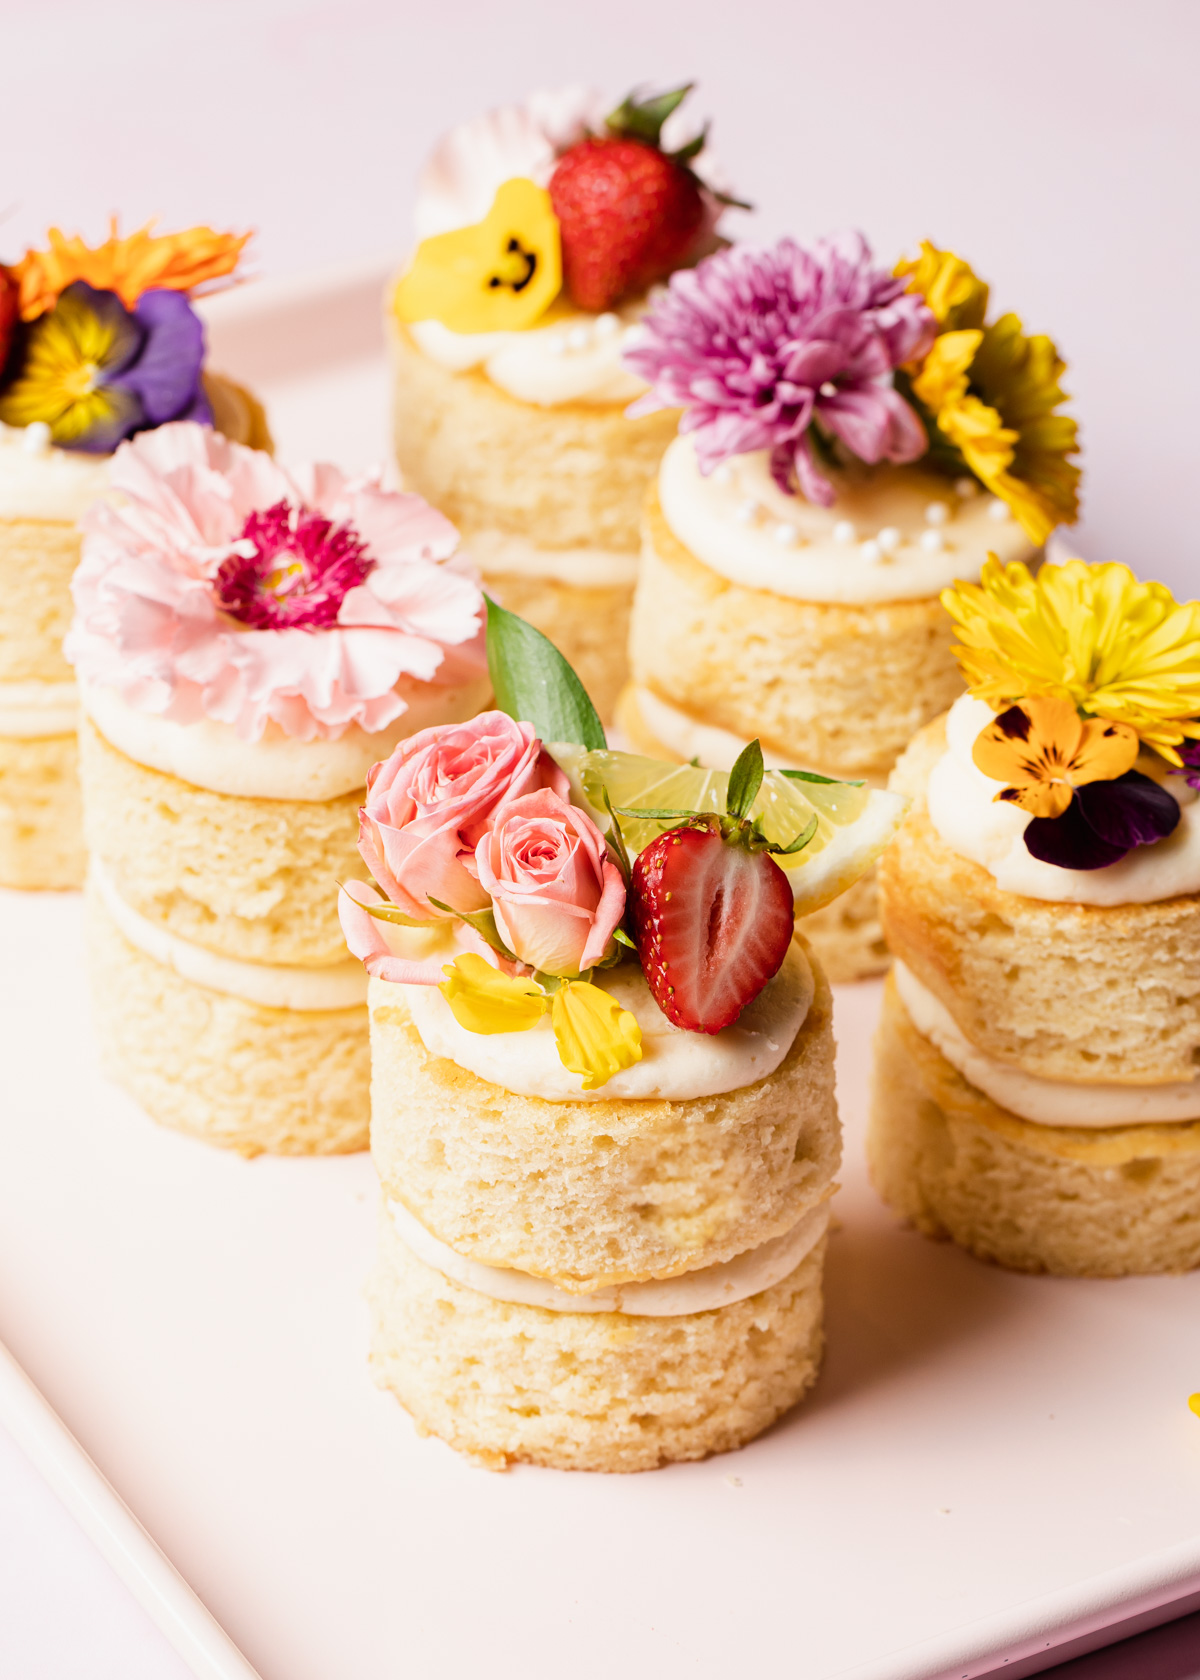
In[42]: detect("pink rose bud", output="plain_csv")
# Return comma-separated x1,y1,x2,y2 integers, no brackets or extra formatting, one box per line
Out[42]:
359,710,567,921
474,787,626,977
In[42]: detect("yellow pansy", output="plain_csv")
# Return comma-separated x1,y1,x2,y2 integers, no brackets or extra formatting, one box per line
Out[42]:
393,178,562,335
943,557,1200,762
972,695,1139,818
550,981,643,1092
899,243,1080,545
438,953,547,1034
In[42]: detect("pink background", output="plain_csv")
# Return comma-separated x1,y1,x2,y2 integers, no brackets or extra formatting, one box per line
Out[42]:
5,0,1199,592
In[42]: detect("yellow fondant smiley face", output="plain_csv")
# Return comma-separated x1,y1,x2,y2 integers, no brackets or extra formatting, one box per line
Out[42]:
393,178,562,335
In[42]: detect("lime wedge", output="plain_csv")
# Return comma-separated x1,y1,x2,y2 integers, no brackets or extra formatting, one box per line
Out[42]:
550,745,908,917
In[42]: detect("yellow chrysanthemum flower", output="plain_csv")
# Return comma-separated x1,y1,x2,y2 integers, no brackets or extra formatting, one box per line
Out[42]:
943,557,1200,762
15,220,250,320
897,243,1080,546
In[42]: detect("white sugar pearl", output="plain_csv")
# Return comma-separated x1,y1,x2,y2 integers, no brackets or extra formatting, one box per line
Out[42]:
924,501,949,527
648,283,669,302
987,497,1012,521
954,476,978,498
566,324,592,352
593,312,620,339
544,334,567,356
819,381,838,398
876,526,901,555
832,520,857,545
860,539,882,563
713,462,735,487
773,523,799,546
734,499,761,525
919,528,945,553
22,421,52,454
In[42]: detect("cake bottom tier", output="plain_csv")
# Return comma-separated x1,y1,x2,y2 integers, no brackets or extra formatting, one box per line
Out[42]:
482,569,631,727
369,1215,826,1473
0,731,85,890
869,974,1200,1276
86,885,370,1157
616,682,887,982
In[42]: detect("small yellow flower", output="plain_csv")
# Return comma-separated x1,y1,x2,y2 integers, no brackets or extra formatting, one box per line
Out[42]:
943,557,1200,762
393,178,562,335
15,220,250,320
550,980,642,1092
899,243,1080,544
972,695,1139,818
438,953,548,1034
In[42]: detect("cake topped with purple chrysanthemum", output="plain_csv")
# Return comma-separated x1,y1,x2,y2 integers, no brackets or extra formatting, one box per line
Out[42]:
615,230,1083,984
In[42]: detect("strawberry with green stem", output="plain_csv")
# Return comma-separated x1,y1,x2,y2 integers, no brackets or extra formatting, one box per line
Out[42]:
625,739,812,1033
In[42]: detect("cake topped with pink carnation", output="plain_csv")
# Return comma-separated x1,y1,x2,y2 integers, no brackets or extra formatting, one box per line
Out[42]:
67,421,487,741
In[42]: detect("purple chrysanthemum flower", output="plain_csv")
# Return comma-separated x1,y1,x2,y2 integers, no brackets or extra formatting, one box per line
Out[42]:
213,501,376,630
625,232,936,504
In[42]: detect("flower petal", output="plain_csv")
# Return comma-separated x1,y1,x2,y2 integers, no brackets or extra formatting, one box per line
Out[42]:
438,951,548,1034
550,980,642,1091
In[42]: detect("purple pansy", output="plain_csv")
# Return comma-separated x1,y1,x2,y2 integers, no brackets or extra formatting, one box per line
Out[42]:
624,233,936,504
212,500,377,630
1024,771,1181,871
1173,737,1200,790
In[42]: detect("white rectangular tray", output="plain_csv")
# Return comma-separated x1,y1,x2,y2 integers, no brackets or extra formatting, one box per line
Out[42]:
4,270,1200,1680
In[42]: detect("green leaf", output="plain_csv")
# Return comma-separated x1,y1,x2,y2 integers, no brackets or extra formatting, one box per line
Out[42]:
427,897,517,961
777,767,865,788
610,806,697,820
726,739,764,821
485,596,606,751
613,927,637,950
606,83,693,148
354,896,439,928
597,787,632,882
771,813,819,856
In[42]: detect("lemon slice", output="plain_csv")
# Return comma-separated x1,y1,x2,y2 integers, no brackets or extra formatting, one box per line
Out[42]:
550,745,908,917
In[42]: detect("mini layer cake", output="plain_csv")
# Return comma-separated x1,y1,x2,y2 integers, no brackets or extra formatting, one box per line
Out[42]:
0,223,269,889
621,237,1080,981
390,84,744,722
69,422,489,1156
871,558,1200,1275
341,609,901,1470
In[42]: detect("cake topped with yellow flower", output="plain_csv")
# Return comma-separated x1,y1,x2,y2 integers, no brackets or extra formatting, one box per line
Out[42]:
0,219,269,890
339,600,903,1471
871,554,1200,1279
617,232,1081,982
388,82,747,724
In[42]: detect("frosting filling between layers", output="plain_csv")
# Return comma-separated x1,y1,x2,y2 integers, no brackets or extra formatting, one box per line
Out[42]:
895,961,1200,1124
82,675,493,802
0,425,112,522
465,529,638,588
0,680,79,738
657,435,1035,604
91,860,368,1012
406,309,647,407
397,939,813,1102
926,694,1200,906
389,1195,830,1314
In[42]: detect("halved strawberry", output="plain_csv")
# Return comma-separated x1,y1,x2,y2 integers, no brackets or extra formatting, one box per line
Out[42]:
631,819,795,1033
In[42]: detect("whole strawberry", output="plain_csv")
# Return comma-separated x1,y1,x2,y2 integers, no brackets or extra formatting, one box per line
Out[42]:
549,84,736,313
0,266,18,376
626,741,807,1034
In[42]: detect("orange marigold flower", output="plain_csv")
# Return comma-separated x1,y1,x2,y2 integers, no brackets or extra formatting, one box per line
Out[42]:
15,220,251,320
972,695,1139,819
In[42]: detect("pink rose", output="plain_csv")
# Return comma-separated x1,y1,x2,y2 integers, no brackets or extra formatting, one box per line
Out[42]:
474,788,626,977
358,710,567,920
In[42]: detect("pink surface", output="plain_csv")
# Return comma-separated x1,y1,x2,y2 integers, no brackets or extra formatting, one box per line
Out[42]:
3,0,1198,592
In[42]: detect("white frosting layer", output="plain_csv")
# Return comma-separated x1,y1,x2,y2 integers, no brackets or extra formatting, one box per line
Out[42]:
82,674,492,801
926,694,1200,906
0,679,78,738
408,309,647,407
895,961,1200,1125
389,1195,829,1314
658,435,1036,603
467,528,638,588
398,939,812,1102
0,424,112,522
92,860,368,1011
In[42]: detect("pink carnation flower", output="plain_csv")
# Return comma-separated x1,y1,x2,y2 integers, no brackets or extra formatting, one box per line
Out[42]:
67,421,486,740
625,232,936,505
